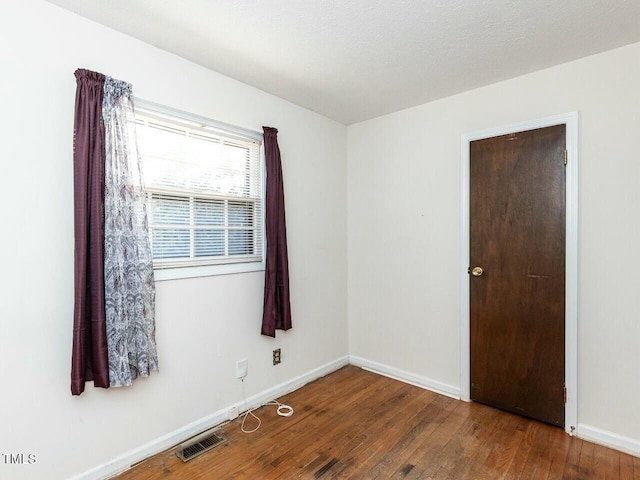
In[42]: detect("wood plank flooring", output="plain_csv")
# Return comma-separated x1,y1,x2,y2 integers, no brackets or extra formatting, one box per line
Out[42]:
115,366,639,479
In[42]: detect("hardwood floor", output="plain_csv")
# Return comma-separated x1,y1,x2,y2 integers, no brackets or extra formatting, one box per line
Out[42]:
115,366,639,479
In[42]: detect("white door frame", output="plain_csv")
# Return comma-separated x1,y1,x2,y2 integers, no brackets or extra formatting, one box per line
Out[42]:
459,112,578,434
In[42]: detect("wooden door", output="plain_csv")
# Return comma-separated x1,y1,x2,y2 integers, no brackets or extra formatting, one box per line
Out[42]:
470,125,566,427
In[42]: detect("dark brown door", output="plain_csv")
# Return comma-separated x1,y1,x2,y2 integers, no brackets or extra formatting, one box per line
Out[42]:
470,125,566,427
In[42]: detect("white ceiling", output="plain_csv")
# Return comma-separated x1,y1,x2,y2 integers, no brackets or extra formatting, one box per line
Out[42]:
46,0,640,125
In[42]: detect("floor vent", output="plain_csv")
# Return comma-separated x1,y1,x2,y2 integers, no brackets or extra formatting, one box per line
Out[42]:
175,429,226,462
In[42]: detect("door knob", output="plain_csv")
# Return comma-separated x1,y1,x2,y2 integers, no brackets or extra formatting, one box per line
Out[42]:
471,266,484,277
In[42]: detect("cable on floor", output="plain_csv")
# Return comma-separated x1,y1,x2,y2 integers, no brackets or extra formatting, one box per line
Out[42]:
240,378,294,434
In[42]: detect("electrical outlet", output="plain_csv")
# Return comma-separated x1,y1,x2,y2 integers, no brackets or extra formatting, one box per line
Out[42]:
236,359,248,379
273,348,281,365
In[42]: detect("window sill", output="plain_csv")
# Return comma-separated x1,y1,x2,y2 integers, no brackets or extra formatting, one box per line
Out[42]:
153,261,265,281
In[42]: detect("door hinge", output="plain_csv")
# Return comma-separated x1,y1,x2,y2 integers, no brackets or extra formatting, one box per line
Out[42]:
563,385,567,404
564,149,568,166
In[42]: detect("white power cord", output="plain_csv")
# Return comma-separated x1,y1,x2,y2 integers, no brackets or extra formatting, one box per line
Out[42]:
240,378,294,434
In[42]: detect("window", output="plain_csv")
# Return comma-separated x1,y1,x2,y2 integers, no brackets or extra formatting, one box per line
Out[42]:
135,104,264,278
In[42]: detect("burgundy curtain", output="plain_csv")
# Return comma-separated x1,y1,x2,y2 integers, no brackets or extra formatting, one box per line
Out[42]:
71,69,110,395
261,127,292,337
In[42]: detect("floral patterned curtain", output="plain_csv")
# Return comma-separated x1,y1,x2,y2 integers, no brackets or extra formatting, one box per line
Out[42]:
102,77,158,387
72,69,158,394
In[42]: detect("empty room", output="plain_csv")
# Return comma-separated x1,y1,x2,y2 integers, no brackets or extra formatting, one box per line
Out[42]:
1,1,639,479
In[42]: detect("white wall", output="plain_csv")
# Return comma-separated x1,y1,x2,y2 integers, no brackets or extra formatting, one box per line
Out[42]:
2,1,639,477
348,42,640,444
0,2,347,479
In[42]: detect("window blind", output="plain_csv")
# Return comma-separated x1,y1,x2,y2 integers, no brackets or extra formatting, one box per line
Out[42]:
135,110,263,268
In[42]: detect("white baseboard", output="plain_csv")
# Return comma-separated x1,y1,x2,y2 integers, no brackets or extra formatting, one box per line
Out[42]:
348,355,460,400
350,356,640,458
71,355,350,480
577,424,640,457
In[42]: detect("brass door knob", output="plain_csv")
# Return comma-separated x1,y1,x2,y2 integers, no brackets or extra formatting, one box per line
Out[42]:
471,266,484,277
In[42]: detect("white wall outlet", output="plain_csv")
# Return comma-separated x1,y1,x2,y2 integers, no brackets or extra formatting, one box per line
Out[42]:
236,358,248,379
228,406,239,420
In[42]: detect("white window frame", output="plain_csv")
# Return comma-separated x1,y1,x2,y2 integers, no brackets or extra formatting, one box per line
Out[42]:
135,99,266,281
